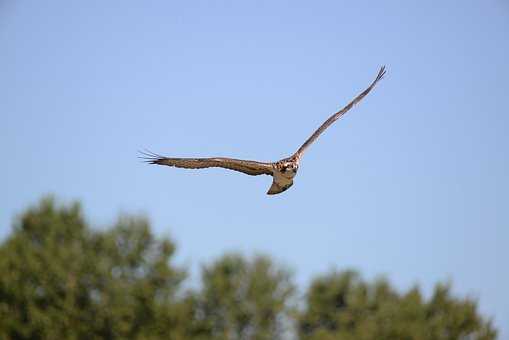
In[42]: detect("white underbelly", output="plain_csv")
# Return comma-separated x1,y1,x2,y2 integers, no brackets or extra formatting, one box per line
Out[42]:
273,170,296,186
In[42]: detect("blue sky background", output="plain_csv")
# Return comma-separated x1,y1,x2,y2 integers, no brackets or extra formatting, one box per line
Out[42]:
2,0,508,336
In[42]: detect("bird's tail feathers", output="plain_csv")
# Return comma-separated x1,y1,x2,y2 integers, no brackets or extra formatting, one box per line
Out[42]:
267,179,293,195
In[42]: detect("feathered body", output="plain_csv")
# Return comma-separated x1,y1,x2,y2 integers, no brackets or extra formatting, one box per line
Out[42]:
141,66,386,195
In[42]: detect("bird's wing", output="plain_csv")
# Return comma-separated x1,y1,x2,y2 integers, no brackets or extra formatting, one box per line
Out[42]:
293,66,386,158
140,151,274,176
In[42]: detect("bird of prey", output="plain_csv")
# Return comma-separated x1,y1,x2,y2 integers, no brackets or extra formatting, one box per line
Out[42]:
141,66,386,195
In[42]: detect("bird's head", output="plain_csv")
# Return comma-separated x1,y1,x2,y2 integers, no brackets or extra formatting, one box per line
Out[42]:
283,162,298,172
280,161,299,175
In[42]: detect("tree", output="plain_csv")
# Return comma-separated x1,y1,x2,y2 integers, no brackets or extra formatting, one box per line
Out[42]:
194,253,295,340
0,196,187,340
298,270,497,340
0,197,499,339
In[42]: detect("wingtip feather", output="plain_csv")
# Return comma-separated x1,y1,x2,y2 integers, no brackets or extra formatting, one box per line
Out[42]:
138,149,165,165
376,65,387,82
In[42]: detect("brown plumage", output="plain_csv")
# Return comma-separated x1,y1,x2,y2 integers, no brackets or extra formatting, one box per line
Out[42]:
140,152,273,176
141,66,386,195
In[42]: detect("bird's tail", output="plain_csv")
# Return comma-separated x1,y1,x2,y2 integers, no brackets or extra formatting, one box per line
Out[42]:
267,179,293,195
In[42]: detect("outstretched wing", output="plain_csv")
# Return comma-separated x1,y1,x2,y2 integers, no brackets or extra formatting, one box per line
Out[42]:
140,151,274,176
294,66,386,158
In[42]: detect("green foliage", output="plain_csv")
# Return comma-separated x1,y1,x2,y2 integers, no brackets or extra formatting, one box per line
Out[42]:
0,197,499,339
0,197,187,339
194,254,295,340
298,270,497,340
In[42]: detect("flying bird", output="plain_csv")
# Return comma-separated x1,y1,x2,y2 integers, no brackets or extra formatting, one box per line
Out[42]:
141,66,386,195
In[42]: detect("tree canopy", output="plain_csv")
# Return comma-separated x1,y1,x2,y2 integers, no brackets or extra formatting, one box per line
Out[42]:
0,197,497,339
298,271,496,340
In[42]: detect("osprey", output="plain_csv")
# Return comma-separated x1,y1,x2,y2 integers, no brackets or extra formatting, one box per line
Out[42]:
141,66,386,195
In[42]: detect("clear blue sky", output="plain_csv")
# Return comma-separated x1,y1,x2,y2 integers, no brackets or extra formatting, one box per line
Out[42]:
2,0,508,336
